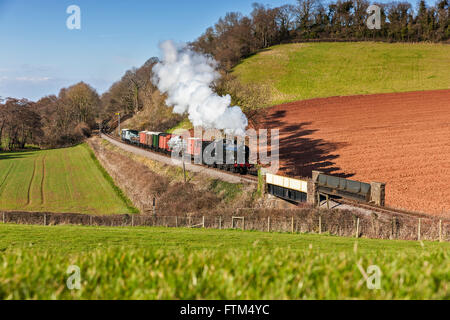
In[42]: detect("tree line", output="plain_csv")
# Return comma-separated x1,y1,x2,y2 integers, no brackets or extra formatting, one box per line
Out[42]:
192,0,449,69
0,82,100,151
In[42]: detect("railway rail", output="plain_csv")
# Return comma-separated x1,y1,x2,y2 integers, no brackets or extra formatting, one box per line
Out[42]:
334,198,449,222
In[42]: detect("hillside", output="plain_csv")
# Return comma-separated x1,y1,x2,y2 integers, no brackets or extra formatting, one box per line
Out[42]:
233,42,450,105
0,145,136,215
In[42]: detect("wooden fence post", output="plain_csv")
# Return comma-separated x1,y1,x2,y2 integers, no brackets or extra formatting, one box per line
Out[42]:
131,215,134,227
318,214,322,234
243,217,245,231
175,216,178,228
291,217,294,234
182,156,187,183
2,212,5,224
439,220,443,243
267,216,271,233
219,216,222,230
43,213,47,226
355,218,360,239
391,216,398,239
418,218,422,241
371,213,376,235
326,194,330,210
202,216,205,228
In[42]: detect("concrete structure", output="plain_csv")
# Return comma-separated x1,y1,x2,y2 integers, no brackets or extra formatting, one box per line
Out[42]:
370,182,386,206
311,170,386,207
308,171,322,206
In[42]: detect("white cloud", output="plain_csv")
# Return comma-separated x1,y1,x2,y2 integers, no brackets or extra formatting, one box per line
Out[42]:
14,76,52,82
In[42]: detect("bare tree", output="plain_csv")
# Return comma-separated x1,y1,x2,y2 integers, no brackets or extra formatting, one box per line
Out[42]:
0,99,43,150
296,0,321,32
251,4,279,48
276,4,298,40
62,82,101,126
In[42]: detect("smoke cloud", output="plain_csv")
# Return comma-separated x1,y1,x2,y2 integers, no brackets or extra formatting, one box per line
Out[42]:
152,40,248,136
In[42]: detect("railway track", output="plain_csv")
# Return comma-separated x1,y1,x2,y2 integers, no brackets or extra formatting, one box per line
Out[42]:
101,133,258,184
334,198,449,222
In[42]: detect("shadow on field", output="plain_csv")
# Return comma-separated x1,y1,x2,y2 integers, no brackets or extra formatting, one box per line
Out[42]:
0,153,29,161
260,110,354,179
233,48,273,68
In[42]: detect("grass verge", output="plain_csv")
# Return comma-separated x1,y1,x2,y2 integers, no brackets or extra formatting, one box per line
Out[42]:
82,144,139,214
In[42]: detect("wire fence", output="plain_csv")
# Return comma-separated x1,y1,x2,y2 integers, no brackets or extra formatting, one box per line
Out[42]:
1,209,448,243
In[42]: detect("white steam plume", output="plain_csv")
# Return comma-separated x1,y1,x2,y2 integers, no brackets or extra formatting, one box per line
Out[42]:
152,40,248,136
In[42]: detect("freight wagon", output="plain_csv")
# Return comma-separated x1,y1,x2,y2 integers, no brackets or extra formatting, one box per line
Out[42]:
121,129,139,144
152,132,162,151
186,138,211,159
159,133,174,154
139,131,148,146
145,132,153,148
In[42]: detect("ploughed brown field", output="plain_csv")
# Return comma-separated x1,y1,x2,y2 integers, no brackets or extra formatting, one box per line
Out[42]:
260,90,450,216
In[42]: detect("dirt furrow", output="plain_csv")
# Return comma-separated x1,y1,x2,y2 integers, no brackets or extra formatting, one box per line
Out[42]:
40,155,46,205
26,158,38,206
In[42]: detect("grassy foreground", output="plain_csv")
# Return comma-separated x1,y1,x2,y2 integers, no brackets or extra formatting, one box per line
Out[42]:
233,42,450,105
0,224,448,300
0,144,136,215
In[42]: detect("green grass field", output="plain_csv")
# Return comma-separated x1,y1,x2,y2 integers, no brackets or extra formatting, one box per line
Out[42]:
0,144,136,215
233,42,450,105
0,224,448,300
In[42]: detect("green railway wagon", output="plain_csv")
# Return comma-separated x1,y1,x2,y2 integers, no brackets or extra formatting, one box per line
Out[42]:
152,132,162,150
145,132,160,149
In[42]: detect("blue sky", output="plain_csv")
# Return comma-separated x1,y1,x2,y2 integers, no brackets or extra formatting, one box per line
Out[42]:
0,0,434,101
